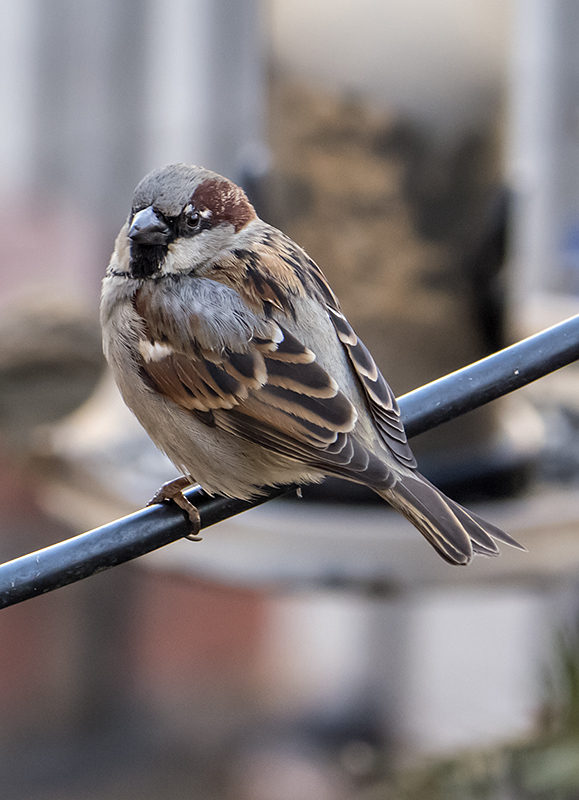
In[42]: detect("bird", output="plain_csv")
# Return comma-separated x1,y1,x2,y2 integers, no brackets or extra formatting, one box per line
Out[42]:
100,163,525,564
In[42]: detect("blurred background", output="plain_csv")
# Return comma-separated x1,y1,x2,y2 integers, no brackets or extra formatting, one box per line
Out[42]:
3,0,579,797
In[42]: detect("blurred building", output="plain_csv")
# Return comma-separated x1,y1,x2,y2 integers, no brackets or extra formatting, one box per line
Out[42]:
0,0,267,307
508,0,579,334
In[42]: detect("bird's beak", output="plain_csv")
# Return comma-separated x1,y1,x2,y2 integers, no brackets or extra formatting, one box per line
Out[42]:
128,206,171,246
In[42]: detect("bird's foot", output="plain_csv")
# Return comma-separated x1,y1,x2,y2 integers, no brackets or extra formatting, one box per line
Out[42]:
148,476,202,541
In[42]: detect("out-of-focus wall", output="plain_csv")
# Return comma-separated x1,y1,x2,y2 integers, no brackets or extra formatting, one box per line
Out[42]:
0,0,267,307
271,0,510,141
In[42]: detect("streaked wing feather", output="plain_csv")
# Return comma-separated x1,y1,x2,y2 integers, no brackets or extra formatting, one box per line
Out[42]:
235,393,345,446
265,358,338,397
263,328,316,363
328,307,417,468
143,359,200,409
214,407,396,487
134,304,392,480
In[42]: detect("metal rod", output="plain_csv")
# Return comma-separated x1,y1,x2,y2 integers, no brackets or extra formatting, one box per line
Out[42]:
1,314,579,609
399,313,579,438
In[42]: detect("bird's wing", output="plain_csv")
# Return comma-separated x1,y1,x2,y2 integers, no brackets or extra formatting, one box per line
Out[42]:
327,307,417,468
133,288,394,487
238,228,417,470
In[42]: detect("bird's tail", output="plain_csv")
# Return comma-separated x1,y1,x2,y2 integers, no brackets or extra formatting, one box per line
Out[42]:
380,472,525,565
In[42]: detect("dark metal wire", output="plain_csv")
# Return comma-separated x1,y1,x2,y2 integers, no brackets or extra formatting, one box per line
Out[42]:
2,313,579,609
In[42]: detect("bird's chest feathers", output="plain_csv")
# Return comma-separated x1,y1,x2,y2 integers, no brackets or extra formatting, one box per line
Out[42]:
132,276,267,354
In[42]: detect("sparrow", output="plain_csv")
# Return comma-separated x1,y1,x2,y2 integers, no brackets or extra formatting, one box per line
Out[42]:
101,163,525,565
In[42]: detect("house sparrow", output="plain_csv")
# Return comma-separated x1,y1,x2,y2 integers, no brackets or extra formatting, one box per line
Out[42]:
101,163,524,565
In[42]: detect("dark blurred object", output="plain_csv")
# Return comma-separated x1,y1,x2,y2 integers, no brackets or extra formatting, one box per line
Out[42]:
461,188,509,355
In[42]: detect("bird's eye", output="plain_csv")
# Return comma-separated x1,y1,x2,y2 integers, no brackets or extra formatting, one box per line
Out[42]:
184,209,201,230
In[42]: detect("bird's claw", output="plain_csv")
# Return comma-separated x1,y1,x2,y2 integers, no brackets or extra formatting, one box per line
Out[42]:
147,477,202,541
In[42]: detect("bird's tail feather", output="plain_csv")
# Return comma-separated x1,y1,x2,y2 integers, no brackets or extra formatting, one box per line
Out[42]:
380,472,525,565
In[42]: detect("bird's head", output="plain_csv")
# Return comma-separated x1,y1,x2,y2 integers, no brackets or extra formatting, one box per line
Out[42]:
125,164,257,280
